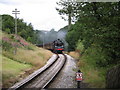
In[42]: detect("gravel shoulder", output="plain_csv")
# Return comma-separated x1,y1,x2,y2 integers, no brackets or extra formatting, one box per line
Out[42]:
47,54,77,88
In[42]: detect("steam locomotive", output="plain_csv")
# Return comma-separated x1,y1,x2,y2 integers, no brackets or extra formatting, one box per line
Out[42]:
36,39,64,54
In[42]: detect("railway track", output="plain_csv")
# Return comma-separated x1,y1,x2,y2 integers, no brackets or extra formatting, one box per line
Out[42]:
8,54,66,90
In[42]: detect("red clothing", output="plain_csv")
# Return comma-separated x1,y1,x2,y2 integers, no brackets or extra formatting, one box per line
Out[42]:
76,72,83,81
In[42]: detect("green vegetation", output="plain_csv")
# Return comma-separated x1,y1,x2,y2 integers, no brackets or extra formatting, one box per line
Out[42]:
1,31,53,88
56,1,120,88
2,54,31,81
77,44,107,87
1,14,41,44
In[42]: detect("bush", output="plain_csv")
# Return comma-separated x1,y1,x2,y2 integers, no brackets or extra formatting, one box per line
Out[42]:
76,40,84,54
26,46,34,51
2,41,13,51
5,28,11,34
78,45,107,88
10,35,15,39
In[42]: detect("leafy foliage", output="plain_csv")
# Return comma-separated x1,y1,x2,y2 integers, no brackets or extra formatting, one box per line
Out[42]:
56,0,82,29
57,1,120,66
2,41,13,51
1,14,41,44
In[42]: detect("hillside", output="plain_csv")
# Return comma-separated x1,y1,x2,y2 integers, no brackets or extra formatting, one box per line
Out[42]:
1,30,53,88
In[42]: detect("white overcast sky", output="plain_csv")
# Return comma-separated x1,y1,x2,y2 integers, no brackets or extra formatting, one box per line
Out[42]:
0,0,68,31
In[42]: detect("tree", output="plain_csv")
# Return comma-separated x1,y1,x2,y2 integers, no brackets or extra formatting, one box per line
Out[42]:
56,0,80,30
2,14,14,33
64,2,120,66
2,14,40,44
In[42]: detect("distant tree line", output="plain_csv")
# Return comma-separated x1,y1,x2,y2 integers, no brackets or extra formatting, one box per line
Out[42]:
56,1,120,66
1,14,41,44
1,14,68,45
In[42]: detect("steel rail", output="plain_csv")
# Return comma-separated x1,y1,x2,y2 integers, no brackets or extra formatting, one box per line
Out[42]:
42,54,67,89
8,54,59,90
8,54,66,90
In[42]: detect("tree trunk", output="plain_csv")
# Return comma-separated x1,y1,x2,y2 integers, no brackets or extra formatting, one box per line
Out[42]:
68,13,71,30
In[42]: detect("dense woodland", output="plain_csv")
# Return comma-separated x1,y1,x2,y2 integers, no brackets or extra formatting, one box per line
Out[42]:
56,1,120,68
1,14,42,44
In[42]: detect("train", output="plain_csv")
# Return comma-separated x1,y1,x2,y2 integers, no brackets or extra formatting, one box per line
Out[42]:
36,39,64,54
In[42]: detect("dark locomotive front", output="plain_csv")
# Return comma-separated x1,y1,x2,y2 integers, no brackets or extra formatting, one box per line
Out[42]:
53,39,64,54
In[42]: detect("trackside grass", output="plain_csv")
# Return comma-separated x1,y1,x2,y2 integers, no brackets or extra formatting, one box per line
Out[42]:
78,47,106,88
2,54,32,87
69,48,106,88
1,31,53,88
68,51,80,60
2,48,53,88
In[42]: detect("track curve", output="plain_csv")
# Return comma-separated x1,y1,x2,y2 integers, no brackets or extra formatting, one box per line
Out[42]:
8,54,66,90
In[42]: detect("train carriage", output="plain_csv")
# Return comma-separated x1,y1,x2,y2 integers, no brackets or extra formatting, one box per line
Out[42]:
36,39,64,54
